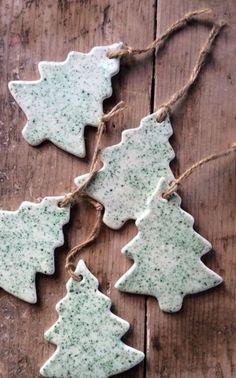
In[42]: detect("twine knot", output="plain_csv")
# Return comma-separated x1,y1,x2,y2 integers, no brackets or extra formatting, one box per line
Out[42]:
65,194,103,280
58,193,75,208
61,102,125,280
66,261,83,281
107,46,134,59
59,101,126,210
101,101,126,123
126,46,135,55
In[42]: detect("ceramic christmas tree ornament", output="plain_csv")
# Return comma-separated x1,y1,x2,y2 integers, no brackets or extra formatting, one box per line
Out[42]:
75,113,174,229
40,260,144,378
8,43,122,157
115,177,223,313
0,197,70,303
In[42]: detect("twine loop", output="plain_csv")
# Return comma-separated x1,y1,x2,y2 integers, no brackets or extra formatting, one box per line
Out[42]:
107,8,226,123
59,101,126,208
65,193,104,281
60,101,126,279
61,9,226,280
162,143,236,199
101,101,127,122
107,8,214,60
155,20,226,122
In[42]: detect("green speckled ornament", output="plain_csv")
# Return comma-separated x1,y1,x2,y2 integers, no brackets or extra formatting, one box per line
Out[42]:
8,43,122,157
75,113,174,229
115,177,223,313
40,260,144,378
0,197,70,303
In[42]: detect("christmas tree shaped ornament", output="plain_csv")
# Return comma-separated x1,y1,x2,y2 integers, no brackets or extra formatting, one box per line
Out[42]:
74,21,224,230
8,43,122,157
75,113,175,229
115,177,223,313
40,260,144,378
0,197,70,303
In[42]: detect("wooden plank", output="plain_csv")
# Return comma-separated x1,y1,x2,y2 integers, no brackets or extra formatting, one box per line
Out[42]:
2,0,236,377
0,1,154,377
147,0,236,377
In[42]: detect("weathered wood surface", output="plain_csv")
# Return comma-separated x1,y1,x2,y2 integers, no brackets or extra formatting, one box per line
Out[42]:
0,0,236,377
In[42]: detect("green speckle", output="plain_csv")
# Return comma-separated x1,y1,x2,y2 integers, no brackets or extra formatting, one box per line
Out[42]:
0,197,70,303
75,114,174,228
40,260,144,377
115,178,223,313
9,43,122,157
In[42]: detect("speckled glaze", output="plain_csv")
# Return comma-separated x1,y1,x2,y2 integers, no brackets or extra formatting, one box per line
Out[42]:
0,197,70,303
40,260,144,378
8,43,122,157
115,178,223,313
75,113,174,229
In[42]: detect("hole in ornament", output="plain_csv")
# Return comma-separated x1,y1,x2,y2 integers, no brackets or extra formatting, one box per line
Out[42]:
77,274,83,282
161,192,168,200
58,201,63,208
71,270,83,282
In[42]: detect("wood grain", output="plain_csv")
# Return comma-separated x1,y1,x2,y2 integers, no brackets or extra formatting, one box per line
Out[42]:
0,0,236,377
148,1,236,377
0,1,154,377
